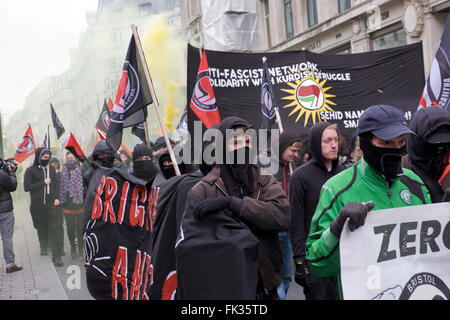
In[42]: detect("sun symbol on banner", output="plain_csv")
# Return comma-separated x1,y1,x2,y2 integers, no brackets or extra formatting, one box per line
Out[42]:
281,72,336,126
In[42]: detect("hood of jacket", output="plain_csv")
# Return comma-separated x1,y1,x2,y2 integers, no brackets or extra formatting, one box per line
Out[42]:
91,141,115,161
308,122,339,170
407,106,450,176
33,147,51,167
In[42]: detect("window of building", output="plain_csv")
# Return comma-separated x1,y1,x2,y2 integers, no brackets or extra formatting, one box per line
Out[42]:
324,43,351,54
338,0,351,13
284,0,294,39
307,0,318,27
263,0,272,47
371,27,407,51
139,2,152,16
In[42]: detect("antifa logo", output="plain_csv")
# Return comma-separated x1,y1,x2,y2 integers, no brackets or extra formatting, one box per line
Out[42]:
423,46,450,109
296,80,323,110
192,70,217,111
261,82,275,119
111,61,140,122
16,135,35,154
102,110,110,129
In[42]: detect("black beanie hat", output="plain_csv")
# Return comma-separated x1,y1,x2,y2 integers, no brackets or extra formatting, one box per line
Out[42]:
132,143,152,162
278,130,301,155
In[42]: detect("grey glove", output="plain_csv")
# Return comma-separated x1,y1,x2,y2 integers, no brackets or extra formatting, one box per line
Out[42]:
442,188,450,202
330,201,375,238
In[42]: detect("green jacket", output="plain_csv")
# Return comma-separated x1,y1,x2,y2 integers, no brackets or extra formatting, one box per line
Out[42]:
305,157,431,298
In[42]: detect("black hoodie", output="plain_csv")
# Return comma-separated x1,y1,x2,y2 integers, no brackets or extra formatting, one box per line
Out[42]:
289,122,345,260
407,106,450,203
24,147,59,205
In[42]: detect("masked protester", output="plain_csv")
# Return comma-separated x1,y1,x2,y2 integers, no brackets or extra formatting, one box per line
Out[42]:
24,147,63,267
83,141,116,200
130,143,159,182
306,105,432,299
49,157,65,258
60,152,85,260
177,116,289,300
406,106,450,203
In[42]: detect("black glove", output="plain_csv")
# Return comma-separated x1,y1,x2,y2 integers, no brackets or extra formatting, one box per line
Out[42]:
442,188,450,202
294,258,311,288
330,201,375,238
194,196,243,220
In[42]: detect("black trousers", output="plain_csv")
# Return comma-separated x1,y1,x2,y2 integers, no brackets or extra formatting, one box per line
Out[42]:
64,212,83,251
30,202,62,258
304,273,340,300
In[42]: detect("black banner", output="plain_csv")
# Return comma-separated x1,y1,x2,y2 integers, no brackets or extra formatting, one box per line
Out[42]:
187,43,425,142
83,167,154,300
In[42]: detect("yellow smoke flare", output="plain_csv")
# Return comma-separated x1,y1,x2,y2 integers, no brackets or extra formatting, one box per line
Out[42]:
141,15,185,135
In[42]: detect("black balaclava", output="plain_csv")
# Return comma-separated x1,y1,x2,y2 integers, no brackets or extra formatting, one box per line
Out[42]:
35,147,51,167
218,116,255,198
132,143,159,181
359,133,405,184
158,151,186,180
92,141,115,168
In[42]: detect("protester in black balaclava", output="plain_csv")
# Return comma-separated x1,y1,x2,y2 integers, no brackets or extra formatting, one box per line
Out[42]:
158,149,186,180
131,143,159,182
407,106,450,203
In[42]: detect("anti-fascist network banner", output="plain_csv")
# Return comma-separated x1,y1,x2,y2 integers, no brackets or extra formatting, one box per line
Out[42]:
187,43,425,141
84,167,157,300
340,202,450,300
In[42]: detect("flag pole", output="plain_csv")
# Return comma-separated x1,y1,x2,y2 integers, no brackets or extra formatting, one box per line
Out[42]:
262,57,292,175
131,24,181,176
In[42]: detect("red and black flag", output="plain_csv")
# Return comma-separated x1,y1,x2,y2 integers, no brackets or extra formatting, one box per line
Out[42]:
65,132,87,162
14,124,36,163
419,15,450,110
50,103,65,139
107,35,152,153
131,122,147,144
189,50,221,129
96,99,111,135
260,56,277,130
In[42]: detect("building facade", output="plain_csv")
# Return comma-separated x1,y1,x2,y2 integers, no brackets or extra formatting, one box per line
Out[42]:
180,0,450,76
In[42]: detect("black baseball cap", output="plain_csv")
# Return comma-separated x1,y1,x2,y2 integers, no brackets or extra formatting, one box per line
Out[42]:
357,104,415,140
427,125,450,144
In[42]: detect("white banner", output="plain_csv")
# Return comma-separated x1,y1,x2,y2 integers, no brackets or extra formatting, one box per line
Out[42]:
340,202,450,300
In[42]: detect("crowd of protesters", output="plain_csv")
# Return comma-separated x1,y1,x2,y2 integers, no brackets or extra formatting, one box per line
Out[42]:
14,104,450,300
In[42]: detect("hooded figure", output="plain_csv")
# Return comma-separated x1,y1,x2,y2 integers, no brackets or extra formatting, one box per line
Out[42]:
24,147,63,266
130,143,159,182
407,106,450,203
289,122,345,300
176,116,289,300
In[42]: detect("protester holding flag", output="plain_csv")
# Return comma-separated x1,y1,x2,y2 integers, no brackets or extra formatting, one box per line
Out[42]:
289,123,345,300
49,157,65,258
176,116,289,300
306,105,432,299
405,106,450,203
24,147,63,267
60,152,85,260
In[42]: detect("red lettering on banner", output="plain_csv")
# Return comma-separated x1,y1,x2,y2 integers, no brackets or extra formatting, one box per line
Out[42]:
111,246,129,300
117,181,130,224
148,187,160,231
91,176,106,220
130,185,147,227
141,254,152,300
103,177,118,223
130,250,144,300
161,270,177,300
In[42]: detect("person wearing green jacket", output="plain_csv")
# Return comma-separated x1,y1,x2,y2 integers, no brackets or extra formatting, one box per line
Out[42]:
306,105,432,299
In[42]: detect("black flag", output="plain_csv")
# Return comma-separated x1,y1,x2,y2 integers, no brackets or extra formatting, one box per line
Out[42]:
260,57,276,130
41,131,50,149
96,99,111,135
107,35,152,152
131,122,147,144
50,103,65,139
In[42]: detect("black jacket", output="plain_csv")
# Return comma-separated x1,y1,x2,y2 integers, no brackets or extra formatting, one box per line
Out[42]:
289,122,345,260
24,148,59,206
407,106,450,203
0,168,17,213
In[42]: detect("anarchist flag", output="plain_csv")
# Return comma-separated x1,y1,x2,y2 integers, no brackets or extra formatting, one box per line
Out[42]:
14,124,36,163
419,15,450,110
131,122,147,144
50,103,65,139
189,50,221,129
107,35,152,153
261,57,277,130
64,132,86,162
96,99,111,135
41,132,50,149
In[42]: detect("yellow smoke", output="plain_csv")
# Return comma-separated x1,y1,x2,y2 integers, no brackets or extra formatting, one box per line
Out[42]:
141,15,185,135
